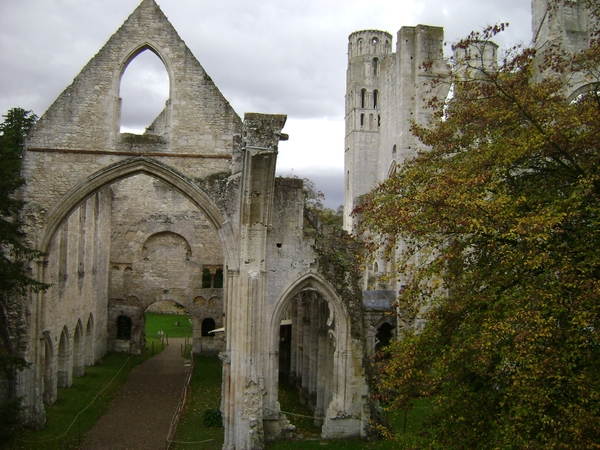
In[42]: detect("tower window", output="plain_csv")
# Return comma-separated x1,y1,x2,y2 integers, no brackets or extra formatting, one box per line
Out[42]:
373,90,378,108
361,89,366,108
360,114,364,127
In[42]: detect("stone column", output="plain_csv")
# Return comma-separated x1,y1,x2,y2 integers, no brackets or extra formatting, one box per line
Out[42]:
222,113,286,450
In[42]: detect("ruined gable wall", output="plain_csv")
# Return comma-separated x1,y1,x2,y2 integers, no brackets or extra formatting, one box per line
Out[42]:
265,177,313,302
21,0,242,254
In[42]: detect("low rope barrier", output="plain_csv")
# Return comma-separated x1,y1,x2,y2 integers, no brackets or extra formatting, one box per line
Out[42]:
167,438,216,448
265,407,322,420
24,356,133,443
165,352,195,449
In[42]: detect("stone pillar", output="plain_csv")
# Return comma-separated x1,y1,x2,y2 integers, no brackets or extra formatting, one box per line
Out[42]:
222,113,287,450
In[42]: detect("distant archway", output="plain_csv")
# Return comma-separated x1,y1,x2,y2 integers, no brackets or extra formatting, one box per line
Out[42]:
266,274,355,437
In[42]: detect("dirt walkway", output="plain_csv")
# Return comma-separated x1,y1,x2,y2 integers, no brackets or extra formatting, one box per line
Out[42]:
81,338,188,450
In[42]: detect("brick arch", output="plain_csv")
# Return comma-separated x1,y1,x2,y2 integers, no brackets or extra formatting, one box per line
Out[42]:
142,231,192,260
38,157,233,257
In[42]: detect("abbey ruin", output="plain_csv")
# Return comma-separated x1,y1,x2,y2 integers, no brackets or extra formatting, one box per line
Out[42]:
1,0,595,449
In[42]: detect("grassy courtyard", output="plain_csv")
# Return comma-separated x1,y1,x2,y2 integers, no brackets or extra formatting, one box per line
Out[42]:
4,313,431,449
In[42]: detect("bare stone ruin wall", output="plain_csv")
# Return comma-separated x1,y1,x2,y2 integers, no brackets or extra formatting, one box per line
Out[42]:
7,1,374,447
108,175,225,354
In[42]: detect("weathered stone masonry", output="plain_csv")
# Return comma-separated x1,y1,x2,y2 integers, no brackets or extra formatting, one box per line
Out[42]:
5,1,370,449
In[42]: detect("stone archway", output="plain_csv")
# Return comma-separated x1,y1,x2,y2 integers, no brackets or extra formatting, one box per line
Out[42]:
263,273,367,441
37,157,230,256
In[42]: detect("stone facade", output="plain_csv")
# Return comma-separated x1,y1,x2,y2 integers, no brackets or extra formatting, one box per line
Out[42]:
4,1,370,448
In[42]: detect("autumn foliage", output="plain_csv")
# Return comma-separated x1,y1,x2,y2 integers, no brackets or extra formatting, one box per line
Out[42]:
356,7,600,449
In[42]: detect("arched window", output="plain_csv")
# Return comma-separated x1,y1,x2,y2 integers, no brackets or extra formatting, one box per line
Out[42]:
372,58,379,77
373,90,378,109
119,49,169,134
117,315,132,340
202,318,216,336
360,89,366,108
360,114,364,127
202,268,212,288
371,36,379,52
57,327,70,388
73,321,85,378
392,144,397,155
214,268,224,289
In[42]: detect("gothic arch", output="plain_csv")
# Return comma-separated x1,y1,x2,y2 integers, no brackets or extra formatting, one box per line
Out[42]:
42,333,56,405
38,157,232,257
265,273,357,438
118,41,174,91
72,319,85,377
57,326,71,388
85,314,94,366
116,42,174,133
270,273,349,341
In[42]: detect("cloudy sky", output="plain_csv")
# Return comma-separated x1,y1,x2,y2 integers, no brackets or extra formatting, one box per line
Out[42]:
0,0,532,208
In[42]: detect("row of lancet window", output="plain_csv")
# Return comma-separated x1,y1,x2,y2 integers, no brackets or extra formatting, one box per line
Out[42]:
359,113,380,129
360,89,378,109
202,267,224,289
353,37,391,57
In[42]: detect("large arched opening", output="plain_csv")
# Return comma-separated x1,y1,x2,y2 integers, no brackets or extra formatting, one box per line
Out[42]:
36,158,230,403
265,274,357,439
276,291,336,433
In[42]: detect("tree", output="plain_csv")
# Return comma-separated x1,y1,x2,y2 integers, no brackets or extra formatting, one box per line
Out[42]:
356,8,600,449
0,107,45,297
0,108,46,441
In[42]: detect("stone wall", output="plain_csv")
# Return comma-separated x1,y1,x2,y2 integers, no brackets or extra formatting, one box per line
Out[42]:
8,1,373,447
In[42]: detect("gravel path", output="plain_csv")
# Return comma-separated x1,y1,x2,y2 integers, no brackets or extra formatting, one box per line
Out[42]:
80,338,188,450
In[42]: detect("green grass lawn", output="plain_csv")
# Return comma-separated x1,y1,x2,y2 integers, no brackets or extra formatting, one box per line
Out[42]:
5,312,432,450
5,353,146,450
144,312,193,339
265,396,432,450
171,356,432,450
4,312,190,450
170,356,224,450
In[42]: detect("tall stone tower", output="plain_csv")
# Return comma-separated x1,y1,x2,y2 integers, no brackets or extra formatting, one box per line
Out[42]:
343,26,449,231
344,30,393,230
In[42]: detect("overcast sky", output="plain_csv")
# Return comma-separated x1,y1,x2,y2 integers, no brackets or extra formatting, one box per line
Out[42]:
0,0,532,208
